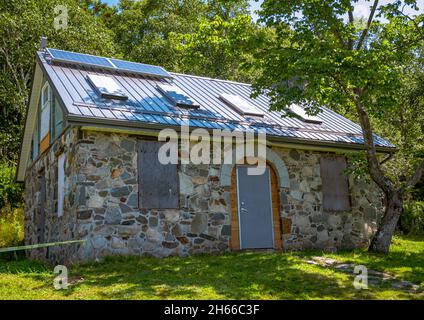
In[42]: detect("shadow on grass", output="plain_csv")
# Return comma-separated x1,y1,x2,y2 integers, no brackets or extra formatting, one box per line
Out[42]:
1,237,422,299
302,237,424,286
62,252,387,299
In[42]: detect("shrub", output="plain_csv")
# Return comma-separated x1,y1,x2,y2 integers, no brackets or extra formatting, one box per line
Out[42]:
400,201,424,235
0,205,24,249
0,162,23,209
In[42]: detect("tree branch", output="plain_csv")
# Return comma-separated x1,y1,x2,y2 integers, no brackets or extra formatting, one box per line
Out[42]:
330,75,394,193
348,3,354,49
348,7,354,24
318,1,348,49
403,159,424,191
0,38,25,96
356,0,379,50
391,33,424,53
331,27,347,49
393,6,424,38
353,90,393,193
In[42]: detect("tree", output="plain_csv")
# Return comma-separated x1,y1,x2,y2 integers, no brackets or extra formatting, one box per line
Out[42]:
102,0,210,70
0,0,117,163
252,0,424,253
99,0,256,78
375,46,424,190
172,14,271,82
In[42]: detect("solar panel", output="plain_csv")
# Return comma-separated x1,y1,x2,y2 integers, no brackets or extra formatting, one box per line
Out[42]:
86,74,128,100
288,104,322,124
219,93,264,117
47,48,114,69
157,83,200,108
110,59,172,79
46,48,172,79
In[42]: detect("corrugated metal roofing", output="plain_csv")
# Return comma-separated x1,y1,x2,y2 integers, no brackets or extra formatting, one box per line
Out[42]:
38,50,395,149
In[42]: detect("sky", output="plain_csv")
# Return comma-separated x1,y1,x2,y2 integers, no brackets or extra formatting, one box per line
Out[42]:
101,0,422,21
102,0,263,19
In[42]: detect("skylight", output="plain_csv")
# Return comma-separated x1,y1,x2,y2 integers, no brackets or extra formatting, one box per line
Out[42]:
157,84,200,108
86,74,128,100
288,105,322,124
219,93,264,117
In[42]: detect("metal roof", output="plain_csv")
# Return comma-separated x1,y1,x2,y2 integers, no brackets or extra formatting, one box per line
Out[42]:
37,49,395,149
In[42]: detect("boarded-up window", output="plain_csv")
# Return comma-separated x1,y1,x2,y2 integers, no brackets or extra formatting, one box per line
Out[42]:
57,153,66,217
138,140,179,209
320,156,351,211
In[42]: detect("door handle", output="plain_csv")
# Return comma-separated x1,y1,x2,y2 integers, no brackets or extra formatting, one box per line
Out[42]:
240,201,248,213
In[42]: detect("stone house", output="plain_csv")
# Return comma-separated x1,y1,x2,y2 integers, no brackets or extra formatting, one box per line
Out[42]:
16,47,395,264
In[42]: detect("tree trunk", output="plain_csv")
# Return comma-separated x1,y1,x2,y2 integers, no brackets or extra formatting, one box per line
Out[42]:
368,189,403,253
350,94,405,254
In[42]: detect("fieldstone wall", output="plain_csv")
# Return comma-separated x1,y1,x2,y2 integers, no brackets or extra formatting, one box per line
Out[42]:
74,131,231,261
24,127,81,264
273,148,383,251
25,128,384,263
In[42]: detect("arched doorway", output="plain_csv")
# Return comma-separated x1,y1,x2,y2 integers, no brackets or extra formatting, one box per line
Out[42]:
229,163,282,250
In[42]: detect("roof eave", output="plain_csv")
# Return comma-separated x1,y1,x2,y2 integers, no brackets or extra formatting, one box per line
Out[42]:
67,114,396,154
16,61,44,182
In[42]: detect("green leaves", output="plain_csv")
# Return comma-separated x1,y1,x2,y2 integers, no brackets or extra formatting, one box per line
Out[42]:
253,0,424,191
103,0,257,79
0,162,22,209
0,0,117,162
254,0,422,112
173,14,265,82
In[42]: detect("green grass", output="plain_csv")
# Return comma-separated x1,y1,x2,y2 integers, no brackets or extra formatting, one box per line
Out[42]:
0,235,423,300
0,207,24,249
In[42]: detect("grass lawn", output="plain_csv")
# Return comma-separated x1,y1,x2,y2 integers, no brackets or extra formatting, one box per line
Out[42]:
0,235,423,300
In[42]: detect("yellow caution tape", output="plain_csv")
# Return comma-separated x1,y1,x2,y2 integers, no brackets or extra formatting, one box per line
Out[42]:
0,240,87,253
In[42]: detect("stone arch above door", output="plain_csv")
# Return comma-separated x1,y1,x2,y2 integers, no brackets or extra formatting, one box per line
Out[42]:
220,146,290,188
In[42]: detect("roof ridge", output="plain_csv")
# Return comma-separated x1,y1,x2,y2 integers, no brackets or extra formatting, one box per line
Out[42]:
43,48,254,86
171,72,252,87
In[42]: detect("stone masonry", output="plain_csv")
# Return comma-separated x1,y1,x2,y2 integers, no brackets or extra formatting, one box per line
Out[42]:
24,127,383,264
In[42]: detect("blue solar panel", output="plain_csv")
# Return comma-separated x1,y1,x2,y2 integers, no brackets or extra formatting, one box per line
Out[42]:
110,59,172,78
47,48,114,69
47,48,172,79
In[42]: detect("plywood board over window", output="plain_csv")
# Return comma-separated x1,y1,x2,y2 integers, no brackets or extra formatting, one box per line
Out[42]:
320,156,351,211
138,140,179,209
